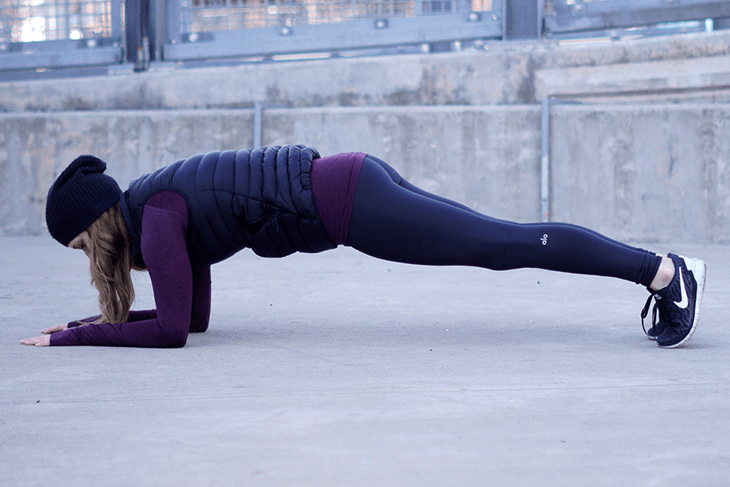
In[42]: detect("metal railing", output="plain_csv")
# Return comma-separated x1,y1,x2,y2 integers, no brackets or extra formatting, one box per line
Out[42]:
2,0,729,73
181,0,493,32
0,0,123,71
544,0,730,38
164,0,502,61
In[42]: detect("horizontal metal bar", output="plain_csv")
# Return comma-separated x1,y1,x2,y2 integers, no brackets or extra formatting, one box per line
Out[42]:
0,47,123,71
550,0,722,16
546,23,706,39
164,13,501,61
0,38,123,53
545,2,730,34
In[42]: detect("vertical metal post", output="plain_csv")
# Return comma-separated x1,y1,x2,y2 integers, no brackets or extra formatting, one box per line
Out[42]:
152,0,165,61
253,102,264,148
126,0,139,63
540,97,551,223
166,0,182,49
504,0,539,39
65,0,72,40
715,17,730,30
111,0,124,40
502,0,507,40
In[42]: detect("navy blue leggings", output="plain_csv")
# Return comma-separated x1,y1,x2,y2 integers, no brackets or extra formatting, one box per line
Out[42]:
346,155,660,287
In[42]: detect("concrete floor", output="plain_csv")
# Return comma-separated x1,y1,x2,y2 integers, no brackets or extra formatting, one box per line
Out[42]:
2,236,729,486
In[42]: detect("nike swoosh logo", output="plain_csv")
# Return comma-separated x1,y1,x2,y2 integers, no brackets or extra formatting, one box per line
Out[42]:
675,268,689,309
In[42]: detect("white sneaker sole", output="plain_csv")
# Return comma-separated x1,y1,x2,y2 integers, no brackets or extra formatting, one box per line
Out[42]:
659,256,706,349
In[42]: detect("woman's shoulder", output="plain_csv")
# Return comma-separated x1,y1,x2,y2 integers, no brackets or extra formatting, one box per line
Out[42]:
144,191,189,225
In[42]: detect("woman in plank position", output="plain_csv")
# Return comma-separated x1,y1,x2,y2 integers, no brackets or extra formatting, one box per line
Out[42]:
22,146,705,349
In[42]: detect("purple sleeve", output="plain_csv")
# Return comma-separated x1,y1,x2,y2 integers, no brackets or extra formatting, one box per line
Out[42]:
68,310,156,327
50,191,208,347
68,275,210,331
65,288,209,332
189,265,211,333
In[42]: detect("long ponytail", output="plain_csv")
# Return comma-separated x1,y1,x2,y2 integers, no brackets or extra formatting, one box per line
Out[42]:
86,202,138,324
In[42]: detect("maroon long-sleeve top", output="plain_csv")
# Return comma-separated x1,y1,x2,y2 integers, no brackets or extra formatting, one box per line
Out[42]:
50,191,211,347
48,152,364,347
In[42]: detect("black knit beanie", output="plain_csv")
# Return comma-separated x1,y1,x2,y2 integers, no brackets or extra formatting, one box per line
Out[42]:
46,155,122,246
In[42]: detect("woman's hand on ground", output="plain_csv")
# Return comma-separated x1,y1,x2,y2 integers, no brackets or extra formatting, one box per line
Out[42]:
41,324,68,334
21,324,66,346
21,335,51,347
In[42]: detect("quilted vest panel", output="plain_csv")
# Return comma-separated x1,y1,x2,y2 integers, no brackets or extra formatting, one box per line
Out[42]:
119,145,335,268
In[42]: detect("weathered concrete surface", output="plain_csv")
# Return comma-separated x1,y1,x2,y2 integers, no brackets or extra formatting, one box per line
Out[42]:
2,236,729,487
2,30,730,112
549,104,730,244
535,55,730,101
0,110,255,236
2,104,730,243
0,106,542,237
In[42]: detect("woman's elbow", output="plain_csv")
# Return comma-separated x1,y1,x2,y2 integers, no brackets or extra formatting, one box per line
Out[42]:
189,313,210,333
189,322,209,333
163,329,189,348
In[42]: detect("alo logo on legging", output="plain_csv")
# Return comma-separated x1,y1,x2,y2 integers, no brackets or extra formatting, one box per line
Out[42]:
541,234,548,246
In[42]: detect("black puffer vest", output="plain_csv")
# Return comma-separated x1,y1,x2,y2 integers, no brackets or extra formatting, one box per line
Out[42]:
119,145,335,268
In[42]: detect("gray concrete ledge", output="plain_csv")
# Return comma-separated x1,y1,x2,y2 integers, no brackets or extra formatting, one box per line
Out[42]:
2,30,730,112
535,55,730,100
2,236,729,486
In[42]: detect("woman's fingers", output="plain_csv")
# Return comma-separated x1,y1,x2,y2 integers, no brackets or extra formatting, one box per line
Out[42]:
21,335,51,347
41,324,67,334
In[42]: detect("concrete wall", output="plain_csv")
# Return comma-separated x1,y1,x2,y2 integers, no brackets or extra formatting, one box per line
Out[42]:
0,107,541,237
550,104,730,244
0,111,256,236
3,31,730,243
3,104,730,244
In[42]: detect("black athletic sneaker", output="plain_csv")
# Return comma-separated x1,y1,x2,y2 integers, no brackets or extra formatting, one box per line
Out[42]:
642,317,665,341
641,300,668,341
640,253,705,348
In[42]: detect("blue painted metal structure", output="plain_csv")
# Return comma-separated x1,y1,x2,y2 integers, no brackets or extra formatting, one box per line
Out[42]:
163,0,503,61
0,0,124,70
1,0,729,73
545,0,730,37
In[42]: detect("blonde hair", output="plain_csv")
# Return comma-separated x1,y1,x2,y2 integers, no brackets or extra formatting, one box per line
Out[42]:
86,202,141,324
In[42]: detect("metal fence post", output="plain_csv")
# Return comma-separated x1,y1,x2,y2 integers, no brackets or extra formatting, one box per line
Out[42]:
541,97,551,223
253,103,264,149
505,0,539,39
111,0,124,40
715,17,730,30
164,0,182,58
144,0,164,62
126,0,152,68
